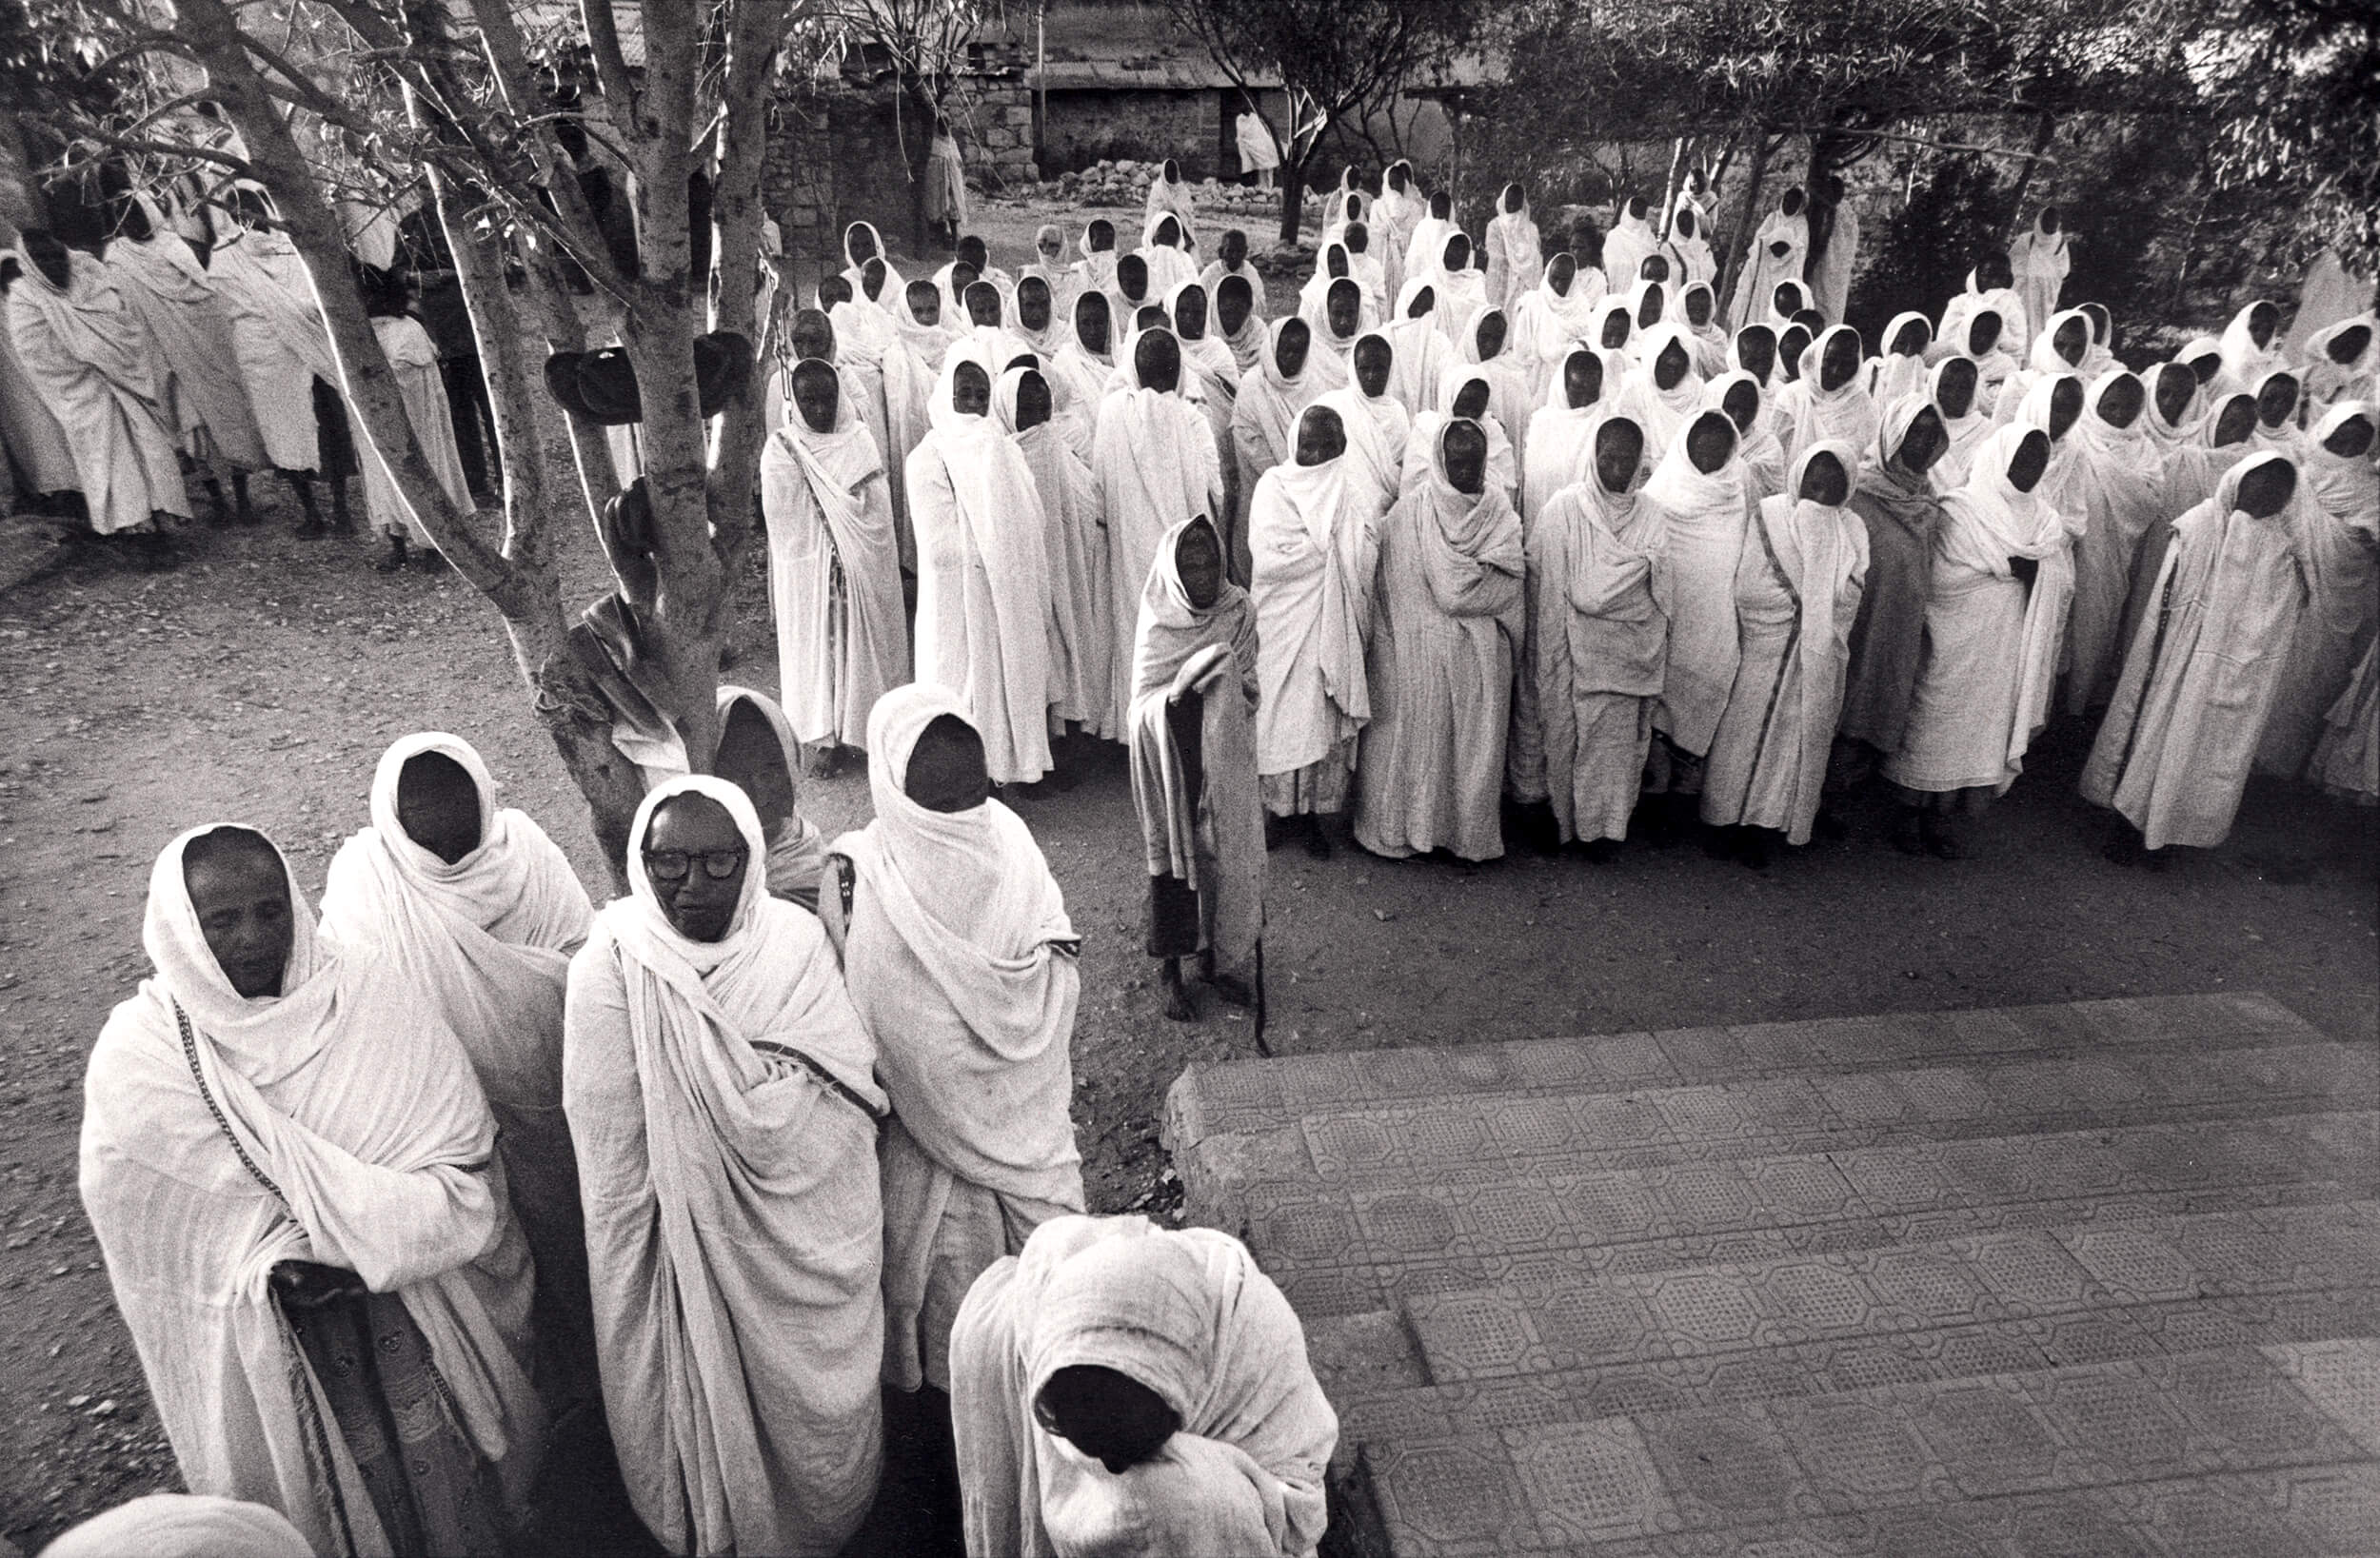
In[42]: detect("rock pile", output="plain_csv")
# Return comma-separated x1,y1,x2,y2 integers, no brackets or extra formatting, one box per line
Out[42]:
1020,160,1279,216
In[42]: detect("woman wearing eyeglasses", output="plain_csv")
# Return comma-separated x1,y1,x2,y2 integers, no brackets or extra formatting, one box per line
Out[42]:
563,775,889,1557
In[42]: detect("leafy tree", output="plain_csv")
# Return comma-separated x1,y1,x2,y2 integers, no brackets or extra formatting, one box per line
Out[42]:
1162,0,1478,244
824,0,995,248
1475,0,2192,317
2193,0,2380,269
22,0,808,871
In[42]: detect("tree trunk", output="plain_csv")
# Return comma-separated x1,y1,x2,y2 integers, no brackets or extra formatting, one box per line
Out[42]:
1717,127,1774,322
2003,111,2057,238
1657,136,1688,235
1277,153,1309,247
1804,127,1854,284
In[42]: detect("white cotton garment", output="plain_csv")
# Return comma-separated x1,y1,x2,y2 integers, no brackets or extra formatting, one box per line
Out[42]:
8,247,188,531
1249,410,1378,779
1700,442,1872,843
763,367,912,749
1516,417,1672,841
829,684,1085,1392
205,220,339,473
1094,330,1226,734
105,216,269,470
1888,425,2076,795
1001,366,1113,735
360,314,472,543
83,826,545,1557
950,1213,1339,1558
2082,453,2311,849
565,776,887,1558
908,343,1058,783
1644,408,1755,755
1357,419,1530,860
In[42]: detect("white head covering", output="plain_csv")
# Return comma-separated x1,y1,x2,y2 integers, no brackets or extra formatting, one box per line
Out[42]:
42,1495,312,1558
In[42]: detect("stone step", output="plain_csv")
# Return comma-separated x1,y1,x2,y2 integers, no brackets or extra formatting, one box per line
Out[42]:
1305,1201,2380,1454
1166,992,2321,1148
1343,1341,2380,1557
1248,1111,2376,1319
1179,1039,2370,1224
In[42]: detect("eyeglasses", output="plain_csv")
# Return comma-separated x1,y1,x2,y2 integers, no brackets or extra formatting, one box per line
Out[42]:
643,846,748,882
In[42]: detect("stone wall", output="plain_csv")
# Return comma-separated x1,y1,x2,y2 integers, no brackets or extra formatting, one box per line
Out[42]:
1040,88,1223,179
762,75,1039,285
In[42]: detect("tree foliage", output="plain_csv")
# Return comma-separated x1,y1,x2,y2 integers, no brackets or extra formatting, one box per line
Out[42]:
1162,0,1478,242
2192,0,2380,268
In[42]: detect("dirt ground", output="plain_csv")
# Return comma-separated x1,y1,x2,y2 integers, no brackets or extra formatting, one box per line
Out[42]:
2,219,2374,1551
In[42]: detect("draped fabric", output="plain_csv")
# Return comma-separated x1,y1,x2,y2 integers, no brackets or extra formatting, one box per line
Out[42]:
1000,368,1112,734
1096,332,1227,735
1231,319,1327,580
1665,214,1716,292
1646,411,1755,755
1128,518,1265,982
1400,214,1454,303
2062,371,2175,715
1235,112,1280,174
1516,419,1672,840
1700,443,1871,842
7,247,188,532
1522,348,1621,522
1407,365,1520,508
360,315,472,544
762,380,912,749
908,346,1057,782
1774,325,1880,464
1049,306,1115,463
826,685,1085,1392
1250,408,1378,787
1864,311,1934,411
2310,639,2380,802
1994,306,2094,430
2010,214,2071,345
926,131,968,225
1929,355,1993,493
1138,213,1200,300
1887,425,2075,795
1067,228,1120,317
1170,279,1242,533
1316,344,1413,522
84,828,544,1558
2082,453,2311,849
2300,314,2378,415
827,294,914,549
1385,278,1453,415
1356,419,1528,859
1809,201,1859,325
206,222,340,474
1484,187,1544,312
0,248,78,494
1681,284,1732,379
106,226,268,469
43,1493,312,1558
2213,301,2286,397
950,1214,1338,1558
1458,305,1539,479
1614,323,1704,461
711,686,833,914
1729,197,1808,329
1705,370,1788,501
1511,256,1607,367
2255,403,2379,776
565,777,886,1558
1838,400,1949,758
1602,207,1660,298
840,222,906,308
319,733,598,1400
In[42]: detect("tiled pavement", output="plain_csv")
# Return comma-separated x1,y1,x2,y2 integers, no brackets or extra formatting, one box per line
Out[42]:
1161,994,2380,1556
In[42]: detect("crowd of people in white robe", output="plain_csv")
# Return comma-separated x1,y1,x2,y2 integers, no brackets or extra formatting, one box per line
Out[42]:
3,182,478,572
76,685,1337,1557
761,168,2377,883
40,157,2380,1558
